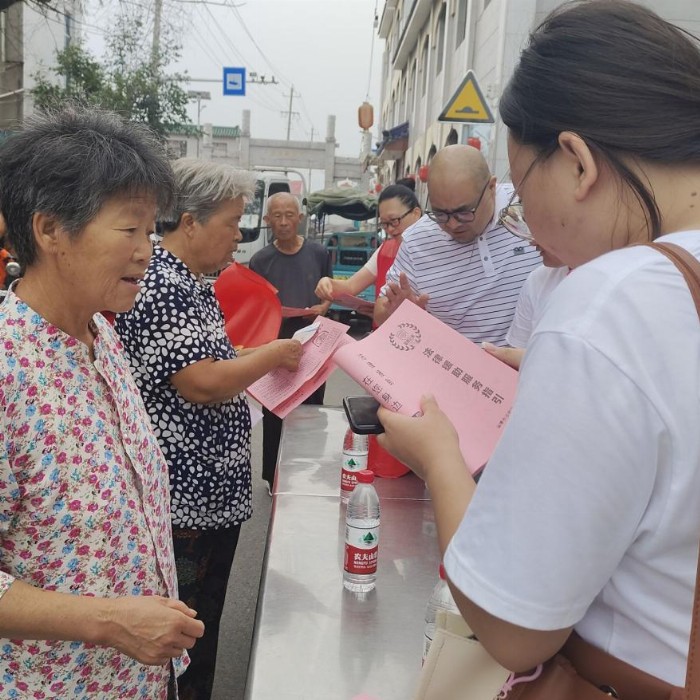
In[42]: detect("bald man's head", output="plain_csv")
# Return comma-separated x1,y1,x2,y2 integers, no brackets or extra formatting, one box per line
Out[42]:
426,145,496,243
428,145,490,190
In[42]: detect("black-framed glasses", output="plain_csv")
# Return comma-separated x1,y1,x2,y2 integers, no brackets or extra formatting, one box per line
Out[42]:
379,208,414,231
425,179,490,225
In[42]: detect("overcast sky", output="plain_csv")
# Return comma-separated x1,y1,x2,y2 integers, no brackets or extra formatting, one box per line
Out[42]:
85,0,384,164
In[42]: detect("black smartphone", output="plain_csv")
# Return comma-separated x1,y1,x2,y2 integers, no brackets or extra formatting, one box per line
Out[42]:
342,395,385,435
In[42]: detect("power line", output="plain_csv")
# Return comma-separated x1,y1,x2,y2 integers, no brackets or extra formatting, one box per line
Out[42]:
296,93,319,143
189,22,231,72
31,1,108,38
186,18,284,116
226,0,292,87
200,4,248,66
172,0,244,5
281,84,300,140
196,4,288,113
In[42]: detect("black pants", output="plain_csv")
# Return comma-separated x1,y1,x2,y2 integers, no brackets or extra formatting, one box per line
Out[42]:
172,524,242,700
262,382,326,486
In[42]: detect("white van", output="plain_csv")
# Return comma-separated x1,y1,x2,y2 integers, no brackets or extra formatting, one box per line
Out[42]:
237,172,304,265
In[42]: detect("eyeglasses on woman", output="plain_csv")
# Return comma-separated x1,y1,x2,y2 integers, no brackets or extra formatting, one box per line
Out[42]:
379,209,414,231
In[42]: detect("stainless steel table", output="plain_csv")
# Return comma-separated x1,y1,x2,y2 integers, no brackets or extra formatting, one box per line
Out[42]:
245,406,441,700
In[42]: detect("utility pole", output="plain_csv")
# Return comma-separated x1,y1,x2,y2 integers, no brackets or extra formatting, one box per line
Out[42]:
151,0,163,70
282,85,300,141
307,126,314,191
187,91,211,158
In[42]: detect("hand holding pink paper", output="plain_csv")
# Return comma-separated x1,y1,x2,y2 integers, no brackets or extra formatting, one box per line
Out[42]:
248,316,351,418
281,306,317,318
331,293,375,317
332,301,518,473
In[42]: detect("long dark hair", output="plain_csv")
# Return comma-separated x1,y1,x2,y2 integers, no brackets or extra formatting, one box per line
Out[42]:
500,0,700,238
378,184,420,211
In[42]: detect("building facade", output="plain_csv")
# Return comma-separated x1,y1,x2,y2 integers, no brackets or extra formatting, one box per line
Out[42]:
0,0,81,129
166,110,367,189
376,0,700,203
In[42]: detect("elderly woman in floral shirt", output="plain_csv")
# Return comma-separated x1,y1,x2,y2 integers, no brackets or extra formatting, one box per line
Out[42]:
0,108,204,699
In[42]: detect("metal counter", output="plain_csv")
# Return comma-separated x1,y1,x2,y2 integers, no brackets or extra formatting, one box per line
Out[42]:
244,406,441,700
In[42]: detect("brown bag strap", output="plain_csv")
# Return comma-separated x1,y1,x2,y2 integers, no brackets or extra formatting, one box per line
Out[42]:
561,632,680,699
646,242,700,322
643,241,700,699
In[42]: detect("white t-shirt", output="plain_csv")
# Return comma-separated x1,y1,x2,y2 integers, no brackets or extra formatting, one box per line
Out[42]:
445,231,700,685
380,185,542,345
505,265,569,347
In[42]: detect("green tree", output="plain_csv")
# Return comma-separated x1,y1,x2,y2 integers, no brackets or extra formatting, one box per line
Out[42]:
31,10,190,138
31,43,106,109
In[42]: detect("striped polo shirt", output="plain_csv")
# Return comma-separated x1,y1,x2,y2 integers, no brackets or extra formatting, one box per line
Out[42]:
381,184,542,346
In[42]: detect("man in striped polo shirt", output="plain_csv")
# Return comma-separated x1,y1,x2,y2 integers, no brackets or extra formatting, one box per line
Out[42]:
374,145,541,345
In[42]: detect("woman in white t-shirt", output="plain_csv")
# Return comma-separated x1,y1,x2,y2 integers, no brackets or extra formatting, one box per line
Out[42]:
378,0,700,691
314,184,421,302
504,246,569,348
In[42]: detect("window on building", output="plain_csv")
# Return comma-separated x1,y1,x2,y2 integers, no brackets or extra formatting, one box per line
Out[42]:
456,0,468,47
167,139,188,159
400,75,407,122
0,12,5,64
421,38,429,96
408,60,416,119
212,141,228,157
436,6,446,75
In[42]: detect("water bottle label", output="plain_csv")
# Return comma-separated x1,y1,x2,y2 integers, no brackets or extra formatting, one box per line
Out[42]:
344,523,379,575
341,451,368,493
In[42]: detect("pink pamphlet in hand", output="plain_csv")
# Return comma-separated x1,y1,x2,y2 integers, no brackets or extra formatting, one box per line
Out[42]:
332,301,518,474
331,293,375,317
248,316,351,418
281,305,315,318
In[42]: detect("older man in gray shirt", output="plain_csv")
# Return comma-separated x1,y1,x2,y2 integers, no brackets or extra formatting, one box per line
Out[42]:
249,192,332,492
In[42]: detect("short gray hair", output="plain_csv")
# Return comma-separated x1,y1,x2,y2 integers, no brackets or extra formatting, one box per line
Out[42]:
0,106,175,269
161,159,257,232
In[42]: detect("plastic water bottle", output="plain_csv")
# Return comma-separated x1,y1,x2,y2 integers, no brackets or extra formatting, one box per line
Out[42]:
343,470,380,593
423,563,459,663
341,428,369,504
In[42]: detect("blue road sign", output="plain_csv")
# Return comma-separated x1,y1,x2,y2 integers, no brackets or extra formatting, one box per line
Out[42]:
223,67,246,96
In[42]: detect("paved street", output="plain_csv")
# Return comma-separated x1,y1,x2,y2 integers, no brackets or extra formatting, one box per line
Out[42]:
212,367,363,700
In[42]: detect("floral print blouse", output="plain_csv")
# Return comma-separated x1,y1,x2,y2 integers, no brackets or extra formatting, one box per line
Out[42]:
0,290,187,699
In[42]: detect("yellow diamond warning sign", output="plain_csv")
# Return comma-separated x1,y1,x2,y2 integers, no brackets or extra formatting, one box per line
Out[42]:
438,71,494,124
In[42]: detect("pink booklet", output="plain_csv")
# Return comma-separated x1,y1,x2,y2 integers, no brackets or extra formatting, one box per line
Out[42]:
331,293,375,317
248,316,351,418
332,301,518,474
281,306,315,318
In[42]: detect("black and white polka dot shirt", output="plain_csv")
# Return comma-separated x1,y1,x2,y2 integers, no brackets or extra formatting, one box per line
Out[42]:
116,245,252,530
